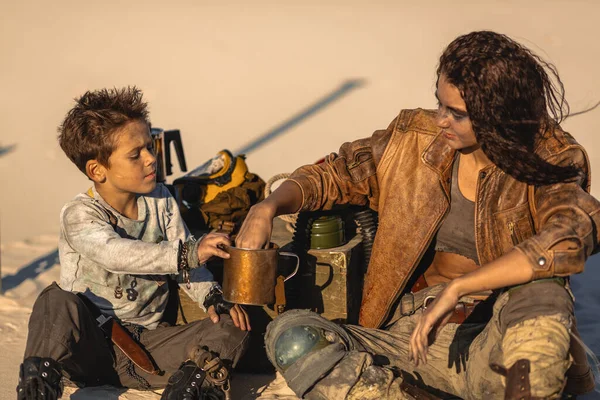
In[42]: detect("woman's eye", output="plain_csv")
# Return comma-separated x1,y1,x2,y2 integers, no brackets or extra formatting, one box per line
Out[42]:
452,112,466,121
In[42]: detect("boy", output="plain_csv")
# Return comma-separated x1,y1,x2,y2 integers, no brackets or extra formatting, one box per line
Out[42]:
17,87,250,400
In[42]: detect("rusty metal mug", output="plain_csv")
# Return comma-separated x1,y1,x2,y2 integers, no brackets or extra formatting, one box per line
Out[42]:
222,243,299,305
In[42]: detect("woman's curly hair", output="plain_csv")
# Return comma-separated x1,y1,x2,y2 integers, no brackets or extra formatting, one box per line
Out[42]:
437,31,582,185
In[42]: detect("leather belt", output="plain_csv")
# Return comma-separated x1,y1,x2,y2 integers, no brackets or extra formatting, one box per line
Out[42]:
423,295,483,325
410,273,429,294
409,274,484,325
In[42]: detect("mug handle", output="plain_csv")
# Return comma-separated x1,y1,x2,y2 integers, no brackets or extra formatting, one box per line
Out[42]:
278,252,299,282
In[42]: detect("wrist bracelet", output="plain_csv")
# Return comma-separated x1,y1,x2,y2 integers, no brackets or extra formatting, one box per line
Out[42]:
178,240,192,289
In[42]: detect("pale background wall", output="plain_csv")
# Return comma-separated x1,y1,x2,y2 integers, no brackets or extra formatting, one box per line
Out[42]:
1,0,599,242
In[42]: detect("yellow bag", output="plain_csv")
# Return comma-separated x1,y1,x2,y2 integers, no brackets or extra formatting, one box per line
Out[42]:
173,150,249,205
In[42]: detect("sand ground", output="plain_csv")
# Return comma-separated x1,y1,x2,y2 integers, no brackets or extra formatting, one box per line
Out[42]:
2,1,600,399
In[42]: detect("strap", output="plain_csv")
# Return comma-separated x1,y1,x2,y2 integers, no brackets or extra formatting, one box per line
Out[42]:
275,275,286,314
76,293,161,375
400,381,443,399
84,187,118,227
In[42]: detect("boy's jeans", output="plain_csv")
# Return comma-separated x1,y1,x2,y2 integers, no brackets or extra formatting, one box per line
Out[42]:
23,282,249,389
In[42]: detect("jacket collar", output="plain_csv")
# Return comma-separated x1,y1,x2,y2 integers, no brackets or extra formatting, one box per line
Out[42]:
421,131,456,183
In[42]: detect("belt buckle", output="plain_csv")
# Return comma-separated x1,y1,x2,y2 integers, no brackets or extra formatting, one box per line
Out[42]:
400,292,416,316
423,295,436,310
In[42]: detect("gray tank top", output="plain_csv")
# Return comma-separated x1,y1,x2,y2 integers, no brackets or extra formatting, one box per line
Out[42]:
434,156,480,264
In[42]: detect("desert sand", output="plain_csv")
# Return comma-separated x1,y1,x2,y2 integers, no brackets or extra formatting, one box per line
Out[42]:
2,1,600,399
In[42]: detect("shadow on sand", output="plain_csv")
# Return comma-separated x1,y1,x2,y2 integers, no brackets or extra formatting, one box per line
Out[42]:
68,386,129,399
1,248,59,292
0,144,16,157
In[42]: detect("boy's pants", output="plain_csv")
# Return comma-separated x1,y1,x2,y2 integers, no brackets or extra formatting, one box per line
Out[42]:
23,282,249,389
271,280,575,399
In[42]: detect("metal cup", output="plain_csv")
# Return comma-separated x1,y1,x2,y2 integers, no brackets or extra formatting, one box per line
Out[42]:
222,243,299,305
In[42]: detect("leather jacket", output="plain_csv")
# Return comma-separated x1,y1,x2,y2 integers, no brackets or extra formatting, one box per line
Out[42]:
289,108,600,329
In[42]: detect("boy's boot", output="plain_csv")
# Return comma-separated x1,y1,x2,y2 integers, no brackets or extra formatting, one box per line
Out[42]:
16,357,63,400
161,347,229,400
161,360,207,400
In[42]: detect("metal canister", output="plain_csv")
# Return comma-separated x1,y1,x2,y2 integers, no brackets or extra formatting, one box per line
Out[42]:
310,216,345,249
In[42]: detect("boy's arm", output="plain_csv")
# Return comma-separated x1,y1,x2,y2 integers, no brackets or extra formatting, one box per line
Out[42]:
162,190,220,309
61,201,180,275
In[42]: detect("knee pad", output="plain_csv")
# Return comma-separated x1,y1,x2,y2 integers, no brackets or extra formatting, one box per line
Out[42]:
265,309,354,371
264,310,355,397
500,280,573,333
501,315,571,398
273,325,335,371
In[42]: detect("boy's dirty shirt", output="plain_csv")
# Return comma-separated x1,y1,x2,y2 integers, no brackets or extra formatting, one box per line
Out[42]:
58,183,216,329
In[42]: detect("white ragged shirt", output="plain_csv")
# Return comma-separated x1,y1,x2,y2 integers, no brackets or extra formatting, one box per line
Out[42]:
59,183,216,329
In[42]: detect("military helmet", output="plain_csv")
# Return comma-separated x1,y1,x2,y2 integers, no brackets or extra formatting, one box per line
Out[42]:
273,325,332,371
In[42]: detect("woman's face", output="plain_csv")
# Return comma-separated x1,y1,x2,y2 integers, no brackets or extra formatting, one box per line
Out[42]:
435,74,478,151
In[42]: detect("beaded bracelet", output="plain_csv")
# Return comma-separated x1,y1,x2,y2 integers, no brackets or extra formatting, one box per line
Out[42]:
178,236,204,290
178,240,192,289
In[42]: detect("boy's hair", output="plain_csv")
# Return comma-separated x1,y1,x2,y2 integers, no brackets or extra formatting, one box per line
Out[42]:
58,86,150,175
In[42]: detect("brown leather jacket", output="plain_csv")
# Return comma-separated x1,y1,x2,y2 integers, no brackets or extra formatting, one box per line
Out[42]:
289,108,600,329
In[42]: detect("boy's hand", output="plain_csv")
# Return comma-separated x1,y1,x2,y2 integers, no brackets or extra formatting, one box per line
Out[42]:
207,304,251,331
197,233,231,264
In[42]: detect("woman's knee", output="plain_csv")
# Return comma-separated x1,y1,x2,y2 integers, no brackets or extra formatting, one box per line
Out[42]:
500,280,573,332
501,315,571,398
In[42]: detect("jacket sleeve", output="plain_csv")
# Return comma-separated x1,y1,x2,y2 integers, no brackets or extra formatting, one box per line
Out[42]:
288,117,397,212
515,146,600,278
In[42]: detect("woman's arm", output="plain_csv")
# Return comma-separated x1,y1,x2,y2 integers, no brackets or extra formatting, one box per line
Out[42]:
408,249,533,366
236,117,397,249
515,146,600,279
235,180,303,249
450,249,534,295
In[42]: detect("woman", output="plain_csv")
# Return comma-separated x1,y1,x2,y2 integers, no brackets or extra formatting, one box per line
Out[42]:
236,31,600,399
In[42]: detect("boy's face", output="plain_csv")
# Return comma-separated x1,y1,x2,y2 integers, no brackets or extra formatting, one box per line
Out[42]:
102,120,157,195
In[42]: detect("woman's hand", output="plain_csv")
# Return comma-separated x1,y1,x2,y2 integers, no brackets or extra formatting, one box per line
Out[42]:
235,203,275,249
409,283,459,366
197,233,231,264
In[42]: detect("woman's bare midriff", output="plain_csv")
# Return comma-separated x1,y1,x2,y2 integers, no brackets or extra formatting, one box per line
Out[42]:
423,251,492,299
424,251,478,285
